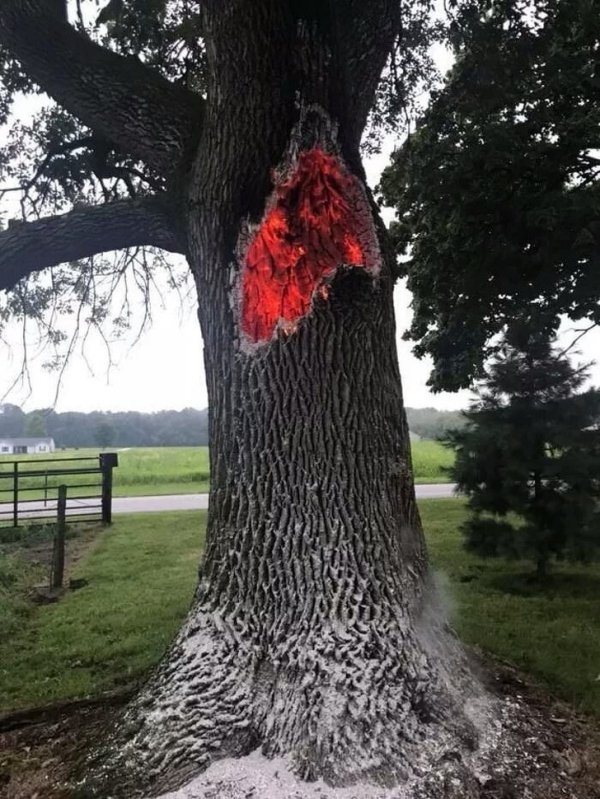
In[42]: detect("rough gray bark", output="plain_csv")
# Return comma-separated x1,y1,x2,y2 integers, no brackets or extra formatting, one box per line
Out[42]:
0,195,184,292
107,239,485,796
1,2,496,797
328,0,401,147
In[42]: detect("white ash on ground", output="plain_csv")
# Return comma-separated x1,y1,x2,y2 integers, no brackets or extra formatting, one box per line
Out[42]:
156,693,594,799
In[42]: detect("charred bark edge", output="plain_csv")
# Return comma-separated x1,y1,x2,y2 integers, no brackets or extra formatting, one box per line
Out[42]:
0,194,186,291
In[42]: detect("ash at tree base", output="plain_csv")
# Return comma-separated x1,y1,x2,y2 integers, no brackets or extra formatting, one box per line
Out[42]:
240,147,379,343
154,689,594,799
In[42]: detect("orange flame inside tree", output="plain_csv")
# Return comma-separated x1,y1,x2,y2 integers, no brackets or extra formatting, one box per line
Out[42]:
241,147,375,342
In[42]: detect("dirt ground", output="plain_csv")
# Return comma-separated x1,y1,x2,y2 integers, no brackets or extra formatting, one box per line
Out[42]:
0,658,599,799
0,695,126,799
10,521,103,572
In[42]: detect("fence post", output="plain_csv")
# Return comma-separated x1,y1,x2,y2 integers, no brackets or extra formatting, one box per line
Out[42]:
51,484,67,590
100,452,118,525
12,461,18,528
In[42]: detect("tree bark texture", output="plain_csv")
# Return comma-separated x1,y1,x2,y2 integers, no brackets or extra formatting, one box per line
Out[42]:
83,4,491,797
0,196,184,292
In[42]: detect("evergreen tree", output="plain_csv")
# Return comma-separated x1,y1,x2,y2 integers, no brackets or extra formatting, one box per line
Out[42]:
446,330,600,578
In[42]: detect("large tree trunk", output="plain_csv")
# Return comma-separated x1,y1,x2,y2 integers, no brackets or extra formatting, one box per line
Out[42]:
107,204,484,798
83,4,491,797
0,5,586,798
110,257,484,788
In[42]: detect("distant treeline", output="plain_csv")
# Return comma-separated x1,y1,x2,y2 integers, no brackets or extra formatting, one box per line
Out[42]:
0,404,464,448
405,407,466,440
0,405,209,448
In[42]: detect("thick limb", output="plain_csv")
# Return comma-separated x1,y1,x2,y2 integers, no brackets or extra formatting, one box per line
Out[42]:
0,195,184,292
0,0,204,174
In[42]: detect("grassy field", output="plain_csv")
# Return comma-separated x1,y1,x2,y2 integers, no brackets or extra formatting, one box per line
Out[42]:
0,513,204,709
0,499,598,717
112,447,211,494
410,439,454,483
0,441,451,503
0,447,212,502
426,501,600,717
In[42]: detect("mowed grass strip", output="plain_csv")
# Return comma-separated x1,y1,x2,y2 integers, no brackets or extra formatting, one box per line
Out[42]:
0,513,204,711
2,499,597,717
425,500,600,717
0,441,451,502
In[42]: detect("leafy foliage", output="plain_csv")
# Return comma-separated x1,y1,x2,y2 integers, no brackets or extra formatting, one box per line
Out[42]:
0,0,440,223
380,0,600,391
23,410,46,437
94,417,115,448
445,329,600,576
0,0,441,378
0,1,200,360
0,0,205,215
363,0,441,151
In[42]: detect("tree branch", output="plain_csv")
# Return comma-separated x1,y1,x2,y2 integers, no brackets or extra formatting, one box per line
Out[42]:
0,0,204,175
0,195,185,292
0,136,95,198
556,323,599,359
332,0,400,145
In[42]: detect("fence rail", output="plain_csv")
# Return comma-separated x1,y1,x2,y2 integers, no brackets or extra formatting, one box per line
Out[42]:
0,452,118,527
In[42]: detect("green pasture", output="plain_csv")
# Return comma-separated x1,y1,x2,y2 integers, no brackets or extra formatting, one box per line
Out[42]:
0,441,451,502
410,439,454,483
0,447,212,501
0,499,598,718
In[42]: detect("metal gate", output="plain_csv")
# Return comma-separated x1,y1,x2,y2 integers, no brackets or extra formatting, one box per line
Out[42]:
0,452,118,527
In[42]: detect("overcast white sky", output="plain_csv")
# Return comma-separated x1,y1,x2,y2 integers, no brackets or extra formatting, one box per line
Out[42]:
1,37,599,414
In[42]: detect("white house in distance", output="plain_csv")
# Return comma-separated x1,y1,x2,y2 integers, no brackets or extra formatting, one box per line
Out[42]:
0,437,56,455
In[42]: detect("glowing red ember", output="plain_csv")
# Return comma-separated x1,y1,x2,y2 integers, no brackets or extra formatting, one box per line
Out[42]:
241,147,372,342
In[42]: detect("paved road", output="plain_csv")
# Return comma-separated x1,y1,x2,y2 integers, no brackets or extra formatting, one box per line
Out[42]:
111,482,457,514
1,484,457,521
114,493,211,513
415,483,457,499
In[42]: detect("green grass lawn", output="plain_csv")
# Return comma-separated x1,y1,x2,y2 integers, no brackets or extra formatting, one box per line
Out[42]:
0,513,204,710
425,500,600,717
0,553,45,643
0,441,451,503
1,499,598,717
